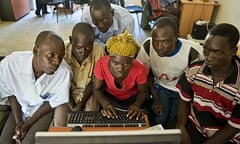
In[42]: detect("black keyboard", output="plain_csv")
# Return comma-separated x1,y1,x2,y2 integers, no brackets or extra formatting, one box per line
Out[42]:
67,111,147,128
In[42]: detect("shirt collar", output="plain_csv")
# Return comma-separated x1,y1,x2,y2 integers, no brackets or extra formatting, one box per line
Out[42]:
166,39,182,57
70,50,93,67
201,58,238,84
71,54,92,67
110,15,119,31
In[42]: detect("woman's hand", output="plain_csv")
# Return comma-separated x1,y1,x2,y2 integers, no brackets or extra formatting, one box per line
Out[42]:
128,104,144,120
101,103,118,119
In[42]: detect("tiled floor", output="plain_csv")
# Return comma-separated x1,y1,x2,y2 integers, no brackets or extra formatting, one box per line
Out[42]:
0,7,150,56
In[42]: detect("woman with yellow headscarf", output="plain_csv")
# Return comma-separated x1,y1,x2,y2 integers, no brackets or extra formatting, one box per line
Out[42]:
93,30,150,120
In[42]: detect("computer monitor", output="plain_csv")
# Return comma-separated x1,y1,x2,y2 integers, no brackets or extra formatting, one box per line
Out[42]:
35,129,181,144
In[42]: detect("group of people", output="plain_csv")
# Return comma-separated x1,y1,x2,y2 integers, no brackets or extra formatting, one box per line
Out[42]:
1,0,240,144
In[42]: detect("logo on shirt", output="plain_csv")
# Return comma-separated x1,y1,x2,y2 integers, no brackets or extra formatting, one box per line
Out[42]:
158,73,178,81
40,92,53,100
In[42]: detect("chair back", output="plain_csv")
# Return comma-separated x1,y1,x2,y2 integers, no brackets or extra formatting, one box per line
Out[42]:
71,0,89,5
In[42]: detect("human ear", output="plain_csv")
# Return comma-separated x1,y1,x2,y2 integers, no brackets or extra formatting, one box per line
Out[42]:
33,45,40,56
231,46,238,56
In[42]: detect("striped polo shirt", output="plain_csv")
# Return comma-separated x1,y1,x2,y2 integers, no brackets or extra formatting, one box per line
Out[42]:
177,58,240,143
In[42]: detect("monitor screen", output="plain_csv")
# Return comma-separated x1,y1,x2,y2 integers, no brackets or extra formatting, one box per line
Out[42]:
35,129,181,144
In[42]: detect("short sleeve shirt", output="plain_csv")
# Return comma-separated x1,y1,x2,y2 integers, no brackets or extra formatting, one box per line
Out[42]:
177,59,240,143
94,56,149,100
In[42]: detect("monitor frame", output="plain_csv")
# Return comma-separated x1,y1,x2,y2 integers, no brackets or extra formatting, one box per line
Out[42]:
35,129,181,144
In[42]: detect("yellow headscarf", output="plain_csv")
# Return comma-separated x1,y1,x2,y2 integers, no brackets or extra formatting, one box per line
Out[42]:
106,29,140,58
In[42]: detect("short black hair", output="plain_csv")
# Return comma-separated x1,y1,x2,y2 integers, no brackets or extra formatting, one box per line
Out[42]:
72,22,94,41
35,31,64,49
152,17,178,36
90,0,111,11
209,23,239,48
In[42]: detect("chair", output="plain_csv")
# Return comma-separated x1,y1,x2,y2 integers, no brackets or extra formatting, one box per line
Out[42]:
141,0,180,30
42,0,68,23
71,0,90,11
70,0,90,20
125,5,143,25
109,0,125,7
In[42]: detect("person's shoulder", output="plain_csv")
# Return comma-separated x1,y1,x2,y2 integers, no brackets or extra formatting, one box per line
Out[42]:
64,40,72,57
184,60,205,79
112,4,127,12
187,60,204,76
4,51,32,63
132,59,149,76
133,59,148,69
189,60,204,68
112,4,132,17
180,38,202,49
179,38,203,59
92,43,105,55
141,37,152,46
141,37,152,53
58,59,72,74
8,51,31,57
97,55,109,62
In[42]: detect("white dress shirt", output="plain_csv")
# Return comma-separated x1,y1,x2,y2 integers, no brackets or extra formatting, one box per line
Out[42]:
0,51,72,120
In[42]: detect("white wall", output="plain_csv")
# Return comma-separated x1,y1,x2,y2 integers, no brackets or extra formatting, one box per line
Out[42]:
214,0,240,31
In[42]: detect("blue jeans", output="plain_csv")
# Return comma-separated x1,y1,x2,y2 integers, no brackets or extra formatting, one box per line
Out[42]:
154,84,179,128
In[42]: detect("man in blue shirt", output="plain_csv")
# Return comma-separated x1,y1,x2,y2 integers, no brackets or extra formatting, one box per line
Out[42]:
81,0,135,47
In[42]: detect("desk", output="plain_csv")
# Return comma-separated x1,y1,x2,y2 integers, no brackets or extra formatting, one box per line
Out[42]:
49,126,148,132
179,0,219,37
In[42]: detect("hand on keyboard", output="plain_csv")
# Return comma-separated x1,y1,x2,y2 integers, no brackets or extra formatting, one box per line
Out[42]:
101,103,118,119
128,104,144,120
67,110,147,128
101,104,144,120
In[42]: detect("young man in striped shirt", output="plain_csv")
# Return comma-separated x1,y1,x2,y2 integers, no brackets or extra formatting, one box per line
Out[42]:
176,23,240,144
